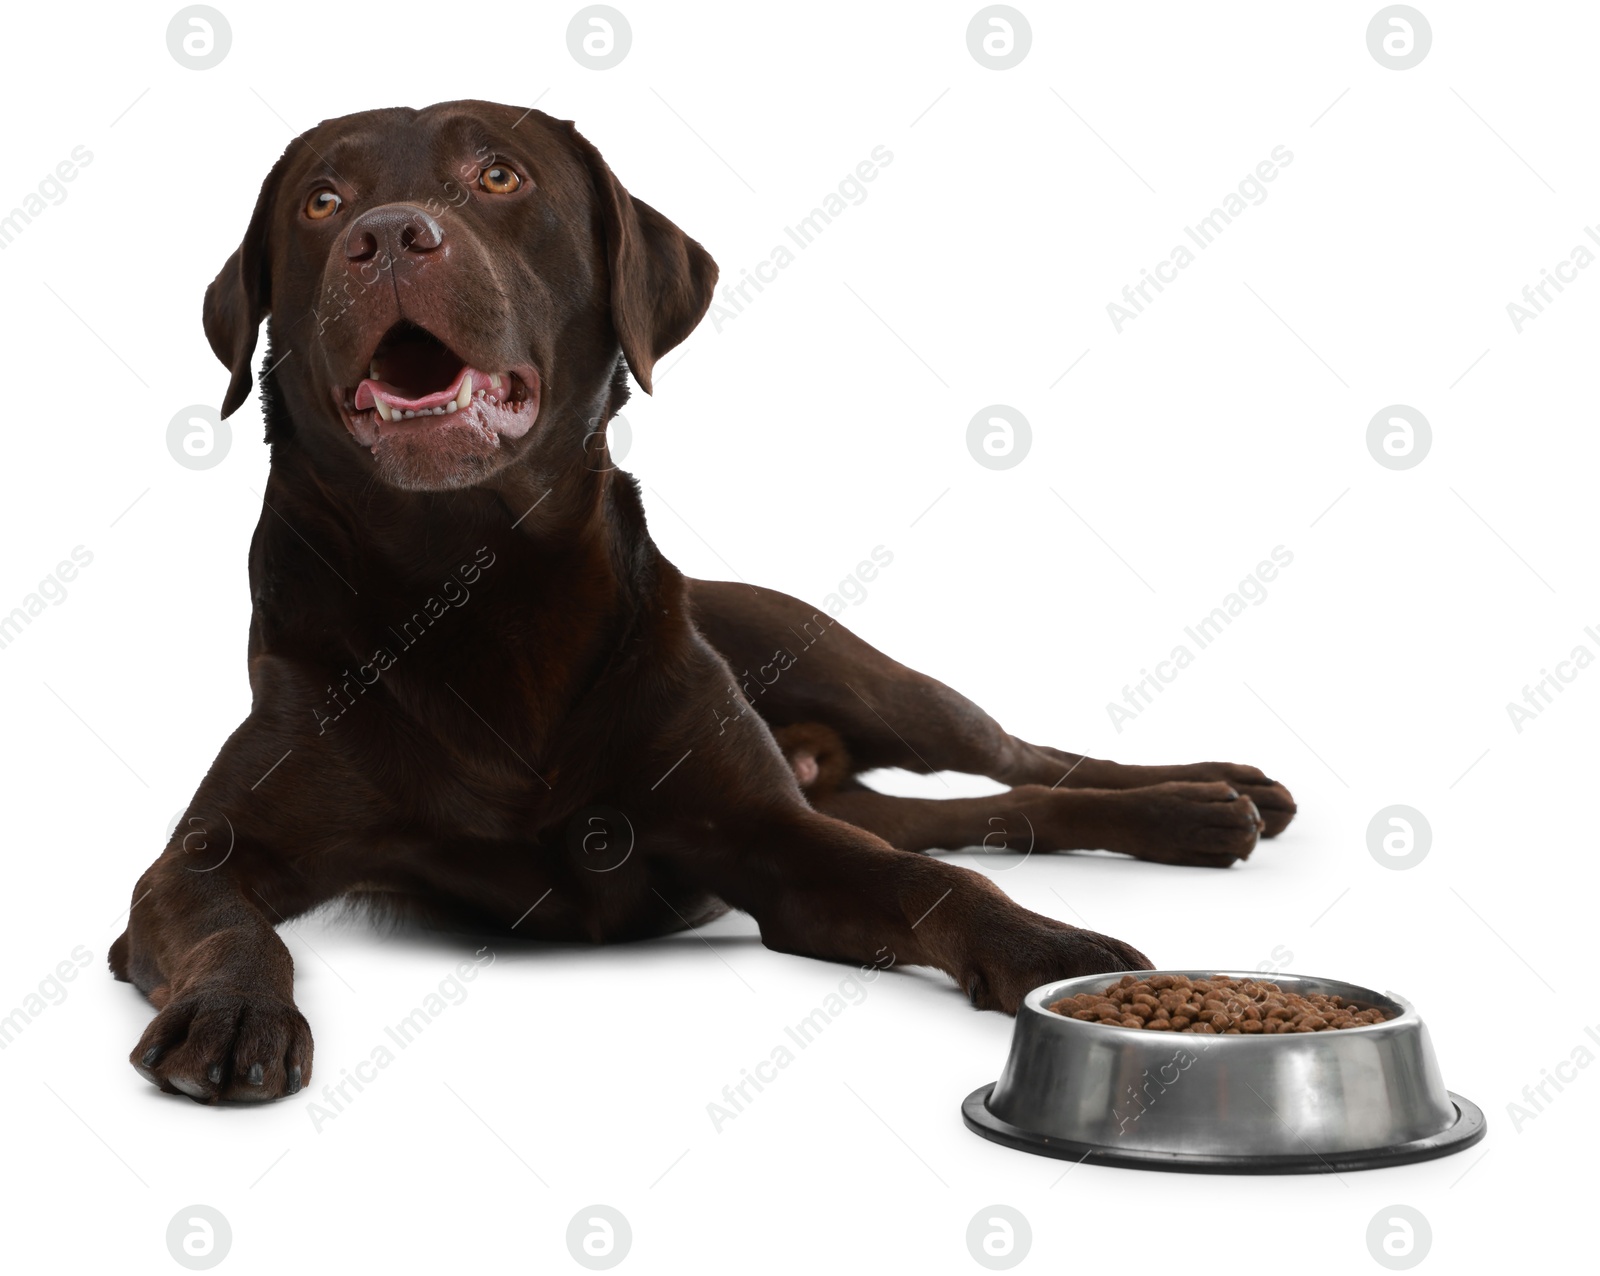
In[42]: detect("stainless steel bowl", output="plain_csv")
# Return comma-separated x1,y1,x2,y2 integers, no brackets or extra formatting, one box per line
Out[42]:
963,970,1485,1174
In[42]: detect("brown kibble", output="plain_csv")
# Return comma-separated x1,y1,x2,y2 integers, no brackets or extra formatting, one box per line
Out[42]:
1055,977,1396,1034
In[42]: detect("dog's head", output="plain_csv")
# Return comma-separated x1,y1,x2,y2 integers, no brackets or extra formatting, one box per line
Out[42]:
204,101,717,491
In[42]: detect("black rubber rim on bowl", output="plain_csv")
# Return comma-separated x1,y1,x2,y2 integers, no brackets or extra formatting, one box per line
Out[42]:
962,1084,1487,1175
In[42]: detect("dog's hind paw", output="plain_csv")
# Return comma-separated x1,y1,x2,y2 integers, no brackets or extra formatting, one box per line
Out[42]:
1114,781,1266,868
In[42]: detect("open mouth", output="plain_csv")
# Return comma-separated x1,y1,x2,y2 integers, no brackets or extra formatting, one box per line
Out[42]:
336,321,540,450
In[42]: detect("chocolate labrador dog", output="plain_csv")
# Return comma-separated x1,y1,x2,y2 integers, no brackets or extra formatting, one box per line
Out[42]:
111,101,1294,1102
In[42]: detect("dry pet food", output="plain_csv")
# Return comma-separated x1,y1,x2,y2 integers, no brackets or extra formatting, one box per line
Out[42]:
1047,974,1393,1034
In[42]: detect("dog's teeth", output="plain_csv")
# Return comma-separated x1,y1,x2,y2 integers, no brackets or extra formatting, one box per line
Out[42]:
369,361,380,380
375,400,393,422
403,410,415,419
456,373,473,410
489,373,502,391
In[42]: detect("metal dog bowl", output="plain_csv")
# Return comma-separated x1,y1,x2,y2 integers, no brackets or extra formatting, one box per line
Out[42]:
963,970,1485,1174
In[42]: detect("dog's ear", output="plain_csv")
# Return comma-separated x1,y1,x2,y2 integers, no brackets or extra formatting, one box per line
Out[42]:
566,124,719,394
203,142,296,418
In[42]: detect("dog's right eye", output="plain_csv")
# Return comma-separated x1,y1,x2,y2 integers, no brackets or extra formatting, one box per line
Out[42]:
305,190,343,220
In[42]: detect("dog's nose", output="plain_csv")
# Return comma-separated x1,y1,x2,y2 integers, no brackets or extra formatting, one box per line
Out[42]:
344,204,445,261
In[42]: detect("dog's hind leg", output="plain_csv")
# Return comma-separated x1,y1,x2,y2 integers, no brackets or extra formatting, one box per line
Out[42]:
762,722,1259,866
688,578,1295,837
810,781,1262,868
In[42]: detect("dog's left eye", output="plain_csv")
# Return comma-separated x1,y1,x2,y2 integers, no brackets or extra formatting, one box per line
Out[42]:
479,165,521,194
305,190,343,219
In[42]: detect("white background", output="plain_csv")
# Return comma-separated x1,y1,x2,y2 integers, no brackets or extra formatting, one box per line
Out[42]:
0,0,1591,1270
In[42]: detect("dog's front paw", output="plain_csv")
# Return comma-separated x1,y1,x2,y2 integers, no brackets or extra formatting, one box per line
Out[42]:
964,925,1152,1015
131,987,312,1104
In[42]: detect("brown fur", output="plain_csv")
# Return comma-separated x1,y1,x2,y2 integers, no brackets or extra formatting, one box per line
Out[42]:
111,101,1294,1103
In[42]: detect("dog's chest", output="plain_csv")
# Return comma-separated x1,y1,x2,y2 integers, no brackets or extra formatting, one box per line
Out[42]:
324,588,628,828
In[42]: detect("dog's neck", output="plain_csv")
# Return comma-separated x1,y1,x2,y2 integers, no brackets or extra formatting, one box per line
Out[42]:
245,346,672,671
264,435,641,575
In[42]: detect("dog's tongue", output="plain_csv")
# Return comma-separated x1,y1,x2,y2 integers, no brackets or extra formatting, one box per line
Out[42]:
354,366,481,413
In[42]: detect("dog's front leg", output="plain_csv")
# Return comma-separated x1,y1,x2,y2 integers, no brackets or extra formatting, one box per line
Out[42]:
112,849,312,1103
700,809,1151,1013
107,712,355,1102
